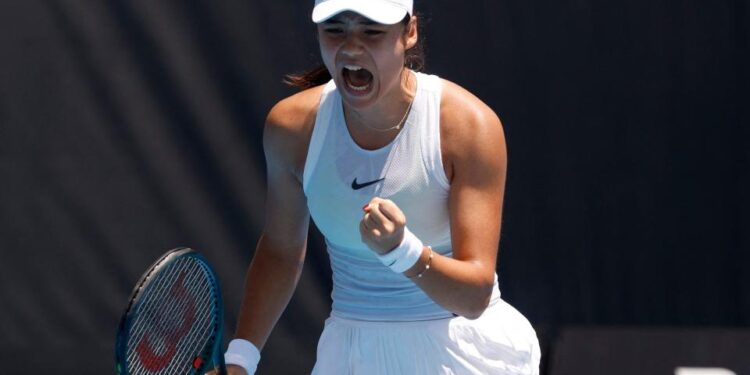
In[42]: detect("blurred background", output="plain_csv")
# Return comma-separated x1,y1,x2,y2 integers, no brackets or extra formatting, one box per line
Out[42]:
0,0,748,374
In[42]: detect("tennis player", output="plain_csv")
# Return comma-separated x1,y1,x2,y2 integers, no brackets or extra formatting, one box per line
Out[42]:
211,0,541,373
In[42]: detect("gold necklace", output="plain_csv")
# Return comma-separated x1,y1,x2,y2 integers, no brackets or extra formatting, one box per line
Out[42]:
355,72,417,133
360,98,414,133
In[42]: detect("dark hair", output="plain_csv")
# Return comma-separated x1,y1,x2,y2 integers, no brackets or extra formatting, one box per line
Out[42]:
284,13,425,90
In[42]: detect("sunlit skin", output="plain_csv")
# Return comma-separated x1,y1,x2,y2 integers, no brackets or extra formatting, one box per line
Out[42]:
210,10,508,375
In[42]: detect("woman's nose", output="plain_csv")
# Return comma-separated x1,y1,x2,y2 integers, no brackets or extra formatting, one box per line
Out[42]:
340,36,364,58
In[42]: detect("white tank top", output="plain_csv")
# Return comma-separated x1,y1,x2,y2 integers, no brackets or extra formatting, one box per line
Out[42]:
303,72,499,321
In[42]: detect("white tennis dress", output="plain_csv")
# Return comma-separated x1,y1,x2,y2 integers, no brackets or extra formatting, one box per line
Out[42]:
303,71,540,374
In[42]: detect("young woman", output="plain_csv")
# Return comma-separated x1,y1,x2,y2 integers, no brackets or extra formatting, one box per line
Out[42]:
212,0,541,373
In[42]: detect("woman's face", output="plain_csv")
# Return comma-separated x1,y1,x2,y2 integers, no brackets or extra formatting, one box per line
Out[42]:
317,11,417,109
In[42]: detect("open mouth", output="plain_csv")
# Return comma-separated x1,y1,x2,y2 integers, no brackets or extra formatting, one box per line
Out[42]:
342,65,373,93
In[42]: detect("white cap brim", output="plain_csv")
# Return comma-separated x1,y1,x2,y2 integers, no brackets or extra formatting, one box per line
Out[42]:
312,0,409,25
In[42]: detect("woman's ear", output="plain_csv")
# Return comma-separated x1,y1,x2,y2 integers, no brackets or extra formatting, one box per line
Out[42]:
404,16,418,50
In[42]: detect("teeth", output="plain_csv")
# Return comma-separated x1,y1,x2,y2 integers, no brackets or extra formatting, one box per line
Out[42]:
347,81,369,91
344,64,362,71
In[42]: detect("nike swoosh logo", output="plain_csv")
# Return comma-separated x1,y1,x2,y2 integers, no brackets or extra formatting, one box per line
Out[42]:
351,177,385,190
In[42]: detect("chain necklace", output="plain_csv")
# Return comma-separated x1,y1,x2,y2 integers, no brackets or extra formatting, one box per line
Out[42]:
359,97,414,133
354,72,416,133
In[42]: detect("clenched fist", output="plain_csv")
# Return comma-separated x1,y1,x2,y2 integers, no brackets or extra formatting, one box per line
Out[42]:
359,197,407,255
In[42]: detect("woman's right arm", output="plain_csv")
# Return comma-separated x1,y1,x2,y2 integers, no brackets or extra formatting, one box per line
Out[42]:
221,90,321,374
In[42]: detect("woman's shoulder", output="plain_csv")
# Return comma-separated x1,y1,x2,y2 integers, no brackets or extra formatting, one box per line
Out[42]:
437,78,504,145
264,84,327,173
435,78,507,183
266,84,327,133
264,84,327,147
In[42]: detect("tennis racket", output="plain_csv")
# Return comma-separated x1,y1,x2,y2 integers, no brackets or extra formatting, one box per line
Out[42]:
115,247,227,375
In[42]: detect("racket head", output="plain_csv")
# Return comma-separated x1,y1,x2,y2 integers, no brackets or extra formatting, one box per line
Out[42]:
115,247,226,375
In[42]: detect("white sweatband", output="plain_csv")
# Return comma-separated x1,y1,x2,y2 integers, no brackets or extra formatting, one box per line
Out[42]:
377,227,424,273
224,338,260,375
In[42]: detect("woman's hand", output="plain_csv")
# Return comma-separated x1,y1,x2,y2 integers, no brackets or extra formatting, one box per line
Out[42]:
204,364,248,375
359,197,407,255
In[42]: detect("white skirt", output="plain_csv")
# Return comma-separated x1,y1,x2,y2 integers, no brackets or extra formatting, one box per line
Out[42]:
311,298,541,375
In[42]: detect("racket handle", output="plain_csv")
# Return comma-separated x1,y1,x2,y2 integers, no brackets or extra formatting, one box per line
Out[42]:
216,350,228,375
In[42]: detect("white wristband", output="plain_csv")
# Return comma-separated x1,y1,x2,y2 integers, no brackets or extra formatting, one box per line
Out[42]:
224,338,260,375
377,227,424,273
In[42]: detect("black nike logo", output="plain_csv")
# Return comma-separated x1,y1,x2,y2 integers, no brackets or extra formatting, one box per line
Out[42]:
351,177,385,190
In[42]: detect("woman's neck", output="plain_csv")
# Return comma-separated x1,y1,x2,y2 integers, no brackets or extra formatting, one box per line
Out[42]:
343,69,416,133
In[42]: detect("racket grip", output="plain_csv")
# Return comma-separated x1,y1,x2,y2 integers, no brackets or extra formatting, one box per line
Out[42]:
216,345,228,375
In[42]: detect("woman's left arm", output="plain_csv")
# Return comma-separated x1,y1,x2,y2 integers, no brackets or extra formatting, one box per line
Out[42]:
360,83,507,319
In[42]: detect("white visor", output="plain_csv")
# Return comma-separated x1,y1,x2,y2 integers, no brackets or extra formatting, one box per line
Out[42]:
312,0,413,25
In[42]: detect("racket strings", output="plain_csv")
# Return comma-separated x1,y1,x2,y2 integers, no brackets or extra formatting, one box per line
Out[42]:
169,265,220,372
126,257,219,374
129,260,215,374
132,266,208,350
152,286,216,375
133,261,213,373
128,262,203,361
131,284,212,374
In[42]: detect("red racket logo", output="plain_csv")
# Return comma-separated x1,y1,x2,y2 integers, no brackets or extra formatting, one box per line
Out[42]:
135,271,196,372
